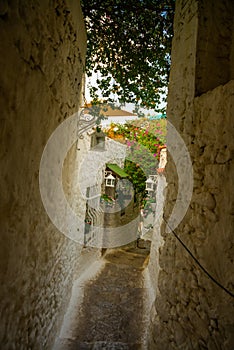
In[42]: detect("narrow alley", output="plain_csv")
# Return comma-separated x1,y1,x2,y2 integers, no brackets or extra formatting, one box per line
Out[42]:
1,1,234,349
54,239,151,350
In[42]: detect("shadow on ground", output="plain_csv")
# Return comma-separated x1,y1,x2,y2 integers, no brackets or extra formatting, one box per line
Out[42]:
54,239,151,350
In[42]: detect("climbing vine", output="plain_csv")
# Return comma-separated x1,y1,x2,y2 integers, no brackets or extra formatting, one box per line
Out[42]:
105,118,166,201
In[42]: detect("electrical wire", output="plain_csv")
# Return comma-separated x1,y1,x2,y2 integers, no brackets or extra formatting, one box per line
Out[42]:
163,215,234,298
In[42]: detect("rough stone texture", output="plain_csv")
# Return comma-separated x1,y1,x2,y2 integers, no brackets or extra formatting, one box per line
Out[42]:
0,1,88,349
195,0,234,95
148,0,234,349
147,174,167,305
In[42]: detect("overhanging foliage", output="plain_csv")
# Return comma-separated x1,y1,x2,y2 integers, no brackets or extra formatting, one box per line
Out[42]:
81,0,175,112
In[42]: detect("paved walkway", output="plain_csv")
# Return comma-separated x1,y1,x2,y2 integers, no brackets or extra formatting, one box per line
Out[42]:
53,240,151,350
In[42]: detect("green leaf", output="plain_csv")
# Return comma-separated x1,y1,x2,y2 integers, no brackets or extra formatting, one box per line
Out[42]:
81,0,175,112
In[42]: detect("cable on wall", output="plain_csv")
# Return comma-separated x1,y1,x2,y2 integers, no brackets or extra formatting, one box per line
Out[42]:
163,215,234,298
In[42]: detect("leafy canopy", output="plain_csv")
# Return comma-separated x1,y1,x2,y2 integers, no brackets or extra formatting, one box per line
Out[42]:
81,0,175,112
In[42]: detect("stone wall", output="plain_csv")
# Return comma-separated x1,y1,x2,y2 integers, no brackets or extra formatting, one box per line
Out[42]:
148,0,234,349
0,1,87,348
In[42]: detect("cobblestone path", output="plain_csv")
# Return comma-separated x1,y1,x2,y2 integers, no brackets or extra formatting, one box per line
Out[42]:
54,240,151,350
